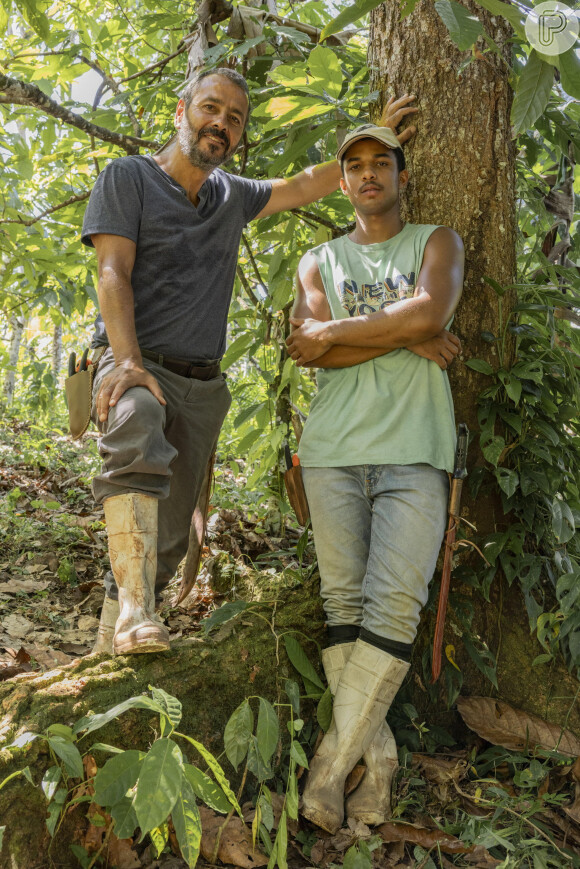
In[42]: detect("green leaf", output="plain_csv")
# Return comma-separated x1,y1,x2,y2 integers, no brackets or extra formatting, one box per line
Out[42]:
110,796,139,840
316,687,333,732
14,0,50,38
149,686,182,734
495,467,519,498
48,736,84,779
559,46,580,99
183,764,231,814
481,434,505,466
343,843,373,869
0,828,4,851
256,698,279,766
269,121,336,177
308,46,343,99
46,788,67,836
289,741,309,769
46,724,74,741
171,775,202,869
320,0,383,41
224,699,254,771
473,0,525,37
551,498,575,544
284,679,301,716
221,332,257,371
201,600,252,636
149,823,169,857
133,738,183,835
73,696,168,736
247,734,272,782
94,750,145,808
41,765,62,802
511,51,554,136
283,635,325,692
179,734,241,815
465,358,494,375
435,0,484,50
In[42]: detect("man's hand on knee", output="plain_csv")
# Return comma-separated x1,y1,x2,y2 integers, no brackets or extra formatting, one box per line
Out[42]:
97,362,166,422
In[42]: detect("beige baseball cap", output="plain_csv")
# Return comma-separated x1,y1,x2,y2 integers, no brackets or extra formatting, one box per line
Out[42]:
337,124,402,162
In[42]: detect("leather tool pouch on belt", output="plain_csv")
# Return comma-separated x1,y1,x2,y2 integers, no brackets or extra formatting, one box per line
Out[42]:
284,463,310,526
64,346,106,440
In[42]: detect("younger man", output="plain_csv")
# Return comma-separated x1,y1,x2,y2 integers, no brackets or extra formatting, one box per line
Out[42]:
286,124,464,833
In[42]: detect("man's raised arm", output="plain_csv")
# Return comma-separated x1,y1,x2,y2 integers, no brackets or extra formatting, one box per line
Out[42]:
255,95,418,220
286,228,464,366
92,233,166,422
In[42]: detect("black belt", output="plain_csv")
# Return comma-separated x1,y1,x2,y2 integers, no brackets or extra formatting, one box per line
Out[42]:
141,348,221,381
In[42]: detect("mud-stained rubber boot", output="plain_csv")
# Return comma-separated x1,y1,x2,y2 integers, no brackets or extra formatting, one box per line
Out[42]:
301,640,409,834
104,493,170,655
320,642,399,826
345,719,398,826
92,595,119,654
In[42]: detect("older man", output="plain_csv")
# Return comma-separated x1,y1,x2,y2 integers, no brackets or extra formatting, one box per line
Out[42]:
287,124,464,832
83,68,416,656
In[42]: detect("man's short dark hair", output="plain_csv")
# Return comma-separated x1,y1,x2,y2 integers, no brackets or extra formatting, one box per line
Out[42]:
182,68,251,120
340,145,406,175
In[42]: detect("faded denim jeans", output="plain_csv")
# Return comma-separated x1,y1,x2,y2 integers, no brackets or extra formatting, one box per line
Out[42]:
302,464,448,644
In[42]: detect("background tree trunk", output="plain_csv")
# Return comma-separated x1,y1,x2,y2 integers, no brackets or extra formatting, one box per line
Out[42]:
2,316,26,404
369,1,580,732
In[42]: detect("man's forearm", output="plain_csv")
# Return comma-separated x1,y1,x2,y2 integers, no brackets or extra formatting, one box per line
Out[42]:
325,297,442,349
290,160,342,204
305,345,393,369
97,271,142,365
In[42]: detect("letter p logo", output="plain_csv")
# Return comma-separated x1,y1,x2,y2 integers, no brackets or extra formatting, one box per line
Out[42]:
526,2,579,55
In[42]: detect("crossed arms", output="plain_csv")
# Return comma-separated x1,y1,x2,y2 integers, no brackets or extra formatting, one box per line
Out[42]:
286,227,465,370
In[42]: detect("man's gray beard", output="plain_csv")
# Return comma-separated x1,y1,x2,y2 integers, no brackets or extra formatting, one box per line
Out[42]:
178,126,228,170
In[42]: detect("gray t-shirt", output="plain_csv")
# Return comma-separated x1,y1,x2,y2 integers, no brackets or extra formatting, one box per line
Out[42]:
81,155,272,360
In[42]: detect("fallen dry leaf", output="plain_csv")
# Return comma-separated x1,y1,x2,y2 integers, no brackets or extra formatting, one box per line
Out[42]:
412,754,467,785
107,835,141,868
376,821,473,854
3,614,35,639
0,579,51,594
345,763,366,796
199,806,268,868
457,696,580,756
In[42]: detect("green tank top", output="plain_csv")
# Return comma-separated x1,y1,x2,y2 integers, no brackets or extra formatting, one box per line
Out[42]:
298,223,456,471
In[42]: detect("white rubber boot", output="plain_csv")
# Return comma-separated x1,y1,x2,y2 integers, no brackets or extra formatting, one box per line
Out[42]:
321,643,400,826
104,493,170,655
92,596,119,654
301,640,409,834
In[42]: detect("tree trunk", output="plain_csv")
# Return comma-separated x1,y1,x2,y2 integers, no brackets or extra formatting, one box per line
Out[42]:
2,316,26,404
369,2,580,729
51,320,63,387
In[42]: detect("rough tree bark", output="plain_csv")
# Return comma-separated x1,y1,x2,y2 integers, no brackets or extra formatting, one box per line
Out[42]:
369,1,580,729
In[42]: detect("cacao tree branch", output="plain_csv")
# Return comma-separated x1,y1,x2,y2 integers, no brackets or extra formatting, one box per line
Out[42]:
0,73,159,152
0,192,91,226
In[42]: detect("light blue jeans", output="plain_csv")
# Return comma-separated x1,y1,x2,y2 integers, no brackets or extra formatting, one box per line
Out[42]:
302,464,448,645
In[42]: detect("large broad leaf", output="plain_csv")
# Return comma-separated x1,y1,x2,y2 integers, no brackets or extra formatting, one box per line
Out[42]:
171,776,202,869
457,696,580,756
268,120,336,177
559,46,580,99
149,686,182,734
283,635,325,691
435,0,484,50
256,698,279,766
474,0,525,36
308,46,343,99
41,766,62,802
15,0,50,39
133,738,183,835
94,750,145,808
183,764,231,814
320,0,383,41
48,736,84,780
180,734,241,816
317,687,333,732
551,498,575,544
73,696,168,736
511,50,554,136
224,699,254,771
110,796,139,840
246,734,272,782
